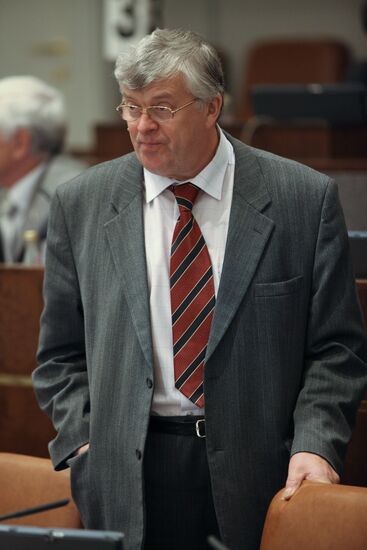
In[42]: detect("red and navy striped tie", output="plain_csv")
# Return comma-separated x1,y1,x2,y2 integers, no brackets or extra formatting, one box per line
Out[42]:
170,183,215,408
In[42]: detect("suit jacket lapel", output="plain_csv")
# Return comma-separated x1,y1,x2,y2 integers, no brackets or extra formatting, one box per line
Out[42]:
206,139,274,366
104,154,153,368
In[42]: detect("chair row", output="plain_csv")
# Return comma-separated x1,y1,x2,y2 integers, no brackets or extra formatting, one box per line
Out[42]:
1,451,367,549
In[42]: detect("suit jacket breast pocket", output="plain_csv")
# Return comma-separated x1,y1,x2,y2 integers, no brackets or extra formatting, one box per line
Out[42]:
253,276,305,363
254,275,303,298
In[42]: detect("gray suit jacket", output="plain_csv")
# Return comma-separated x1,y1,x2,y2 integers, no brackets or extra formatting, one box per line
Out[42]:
33,136,367,550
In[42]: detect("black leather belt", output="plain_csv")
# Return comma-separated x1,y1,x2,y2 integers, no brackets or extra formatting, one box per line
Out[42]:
149,415,206,438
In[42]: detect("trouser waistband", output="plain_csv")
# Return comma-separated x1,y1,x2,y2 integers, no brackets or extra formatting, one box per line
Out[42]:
149,415,206,438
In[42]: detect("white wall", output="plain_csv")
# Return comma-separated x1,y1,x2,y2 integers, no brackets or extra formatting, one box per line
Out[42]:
0,0,365,149
0,0,114,149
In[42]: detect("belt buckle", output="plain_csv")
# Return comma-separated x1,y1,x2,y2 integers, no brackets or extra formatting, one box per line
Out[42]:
195,419,206,438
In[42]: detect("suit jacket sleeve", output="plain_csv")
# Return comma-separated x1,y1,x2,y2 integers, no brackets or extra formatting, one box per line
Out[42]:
32,190,90,470
291,180,367,473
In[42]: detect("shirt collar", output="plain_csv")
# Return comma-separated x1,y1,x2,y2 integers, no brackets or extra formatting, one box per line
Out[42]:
7,162,46,213
144,127,234,203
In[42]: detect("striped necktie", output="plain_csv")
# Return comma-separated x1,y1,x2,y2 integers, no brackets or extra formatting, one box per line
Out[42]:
170,183,216,408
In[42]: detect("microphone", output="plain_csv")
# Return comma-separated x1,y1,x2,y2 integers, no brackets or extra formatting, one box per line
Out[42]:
207,535,230,550
0,498,70,522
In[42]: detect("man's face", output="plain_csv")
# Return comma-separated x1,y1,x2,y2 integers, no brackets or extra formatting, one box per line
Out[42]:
0,132,17,188
121,74,222,181
0,128,45,188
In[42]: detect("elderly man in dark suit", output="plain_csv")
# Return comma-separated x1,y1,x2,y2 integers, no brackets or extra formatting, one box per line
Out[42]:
33,29,367,550
0,76,85,262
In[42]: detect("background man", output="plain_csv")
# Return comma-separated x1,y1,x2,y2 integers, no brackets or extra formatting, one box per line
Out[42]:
33,29,367,550
0,76,86,262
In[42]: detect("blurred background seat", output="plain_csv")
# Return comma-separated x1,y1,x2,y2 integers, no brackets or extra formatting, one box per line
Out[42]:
0,452,82,528
260,481,367,550
240,38,351,122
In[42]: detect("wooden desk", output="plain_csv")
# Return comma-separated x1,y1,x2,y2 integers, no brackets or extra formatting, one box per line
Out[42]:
0,265,43,374
0,265,55,457
87,121,367,173
241,118,367,170
92,120,244,162
94,122,134,161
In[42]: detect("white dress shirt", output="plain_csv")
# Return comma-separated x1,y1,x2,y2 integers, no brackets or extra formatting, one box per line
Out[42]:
143,129,235,416
0,163,46,262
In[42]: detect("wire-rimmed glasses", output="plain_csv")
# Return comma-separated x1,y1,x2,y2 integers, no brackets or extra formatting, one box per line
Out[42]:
115,98,198,123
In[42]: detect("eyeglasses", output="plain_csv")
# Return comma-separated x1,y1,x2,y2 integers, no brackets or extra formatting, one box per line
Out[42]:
115,98,198,123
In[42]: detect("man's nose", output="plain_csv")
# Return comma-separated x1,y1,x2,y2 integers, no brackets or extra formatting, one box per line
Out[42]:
136,112,158,132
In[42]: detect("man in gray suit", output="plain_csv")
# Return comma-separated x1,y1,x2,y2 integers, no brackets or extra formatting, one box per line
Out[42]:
33,29,367,550
0,76,85,262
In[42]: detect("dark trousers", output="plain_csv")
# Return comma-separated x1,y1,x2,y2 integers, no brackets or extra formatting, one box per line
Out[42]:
143,419,221,550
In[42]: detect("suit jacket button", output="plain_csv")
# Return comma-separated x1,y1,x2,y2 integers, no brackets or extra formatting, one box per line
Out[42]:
136,449,142,460
146,378,153,388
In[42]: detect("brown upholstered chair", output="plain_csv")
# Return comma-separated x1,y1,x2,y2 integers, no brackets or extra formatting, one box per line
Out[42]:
0,452,82,528
240,39,351,121
260,481,367,550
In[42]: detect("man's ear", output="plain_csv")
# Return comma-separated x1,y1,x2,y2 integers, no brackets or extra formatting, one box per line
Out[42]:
206,94,223,125
11,128,33,160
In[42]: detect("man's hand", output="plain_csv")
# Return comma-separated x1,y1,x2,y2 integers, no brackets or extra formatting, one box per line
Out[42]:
282,452,340,500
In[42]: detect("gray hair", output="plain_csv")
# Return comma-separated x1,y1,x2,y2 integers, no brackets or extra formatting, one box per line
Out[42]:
0,76,66,155
114,28,224,102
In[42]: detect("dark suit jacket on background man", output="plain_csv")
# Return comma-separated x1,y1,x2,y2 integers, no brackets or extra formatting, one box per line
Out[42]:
0,75,86,262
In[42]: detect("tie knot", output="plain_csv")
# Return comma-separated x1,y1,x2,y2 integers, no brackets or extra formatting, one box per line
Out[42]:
171,183,199,213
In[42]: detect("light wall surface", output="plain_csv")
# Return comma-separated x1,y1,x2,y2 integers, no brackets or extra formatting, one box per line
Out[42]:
0,0,365,149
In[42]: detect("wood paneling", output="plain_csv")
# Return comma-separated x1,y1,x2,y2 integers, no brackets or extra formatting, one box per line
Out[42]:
242,121,367,163
0,265,55,457
86,122,367,174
